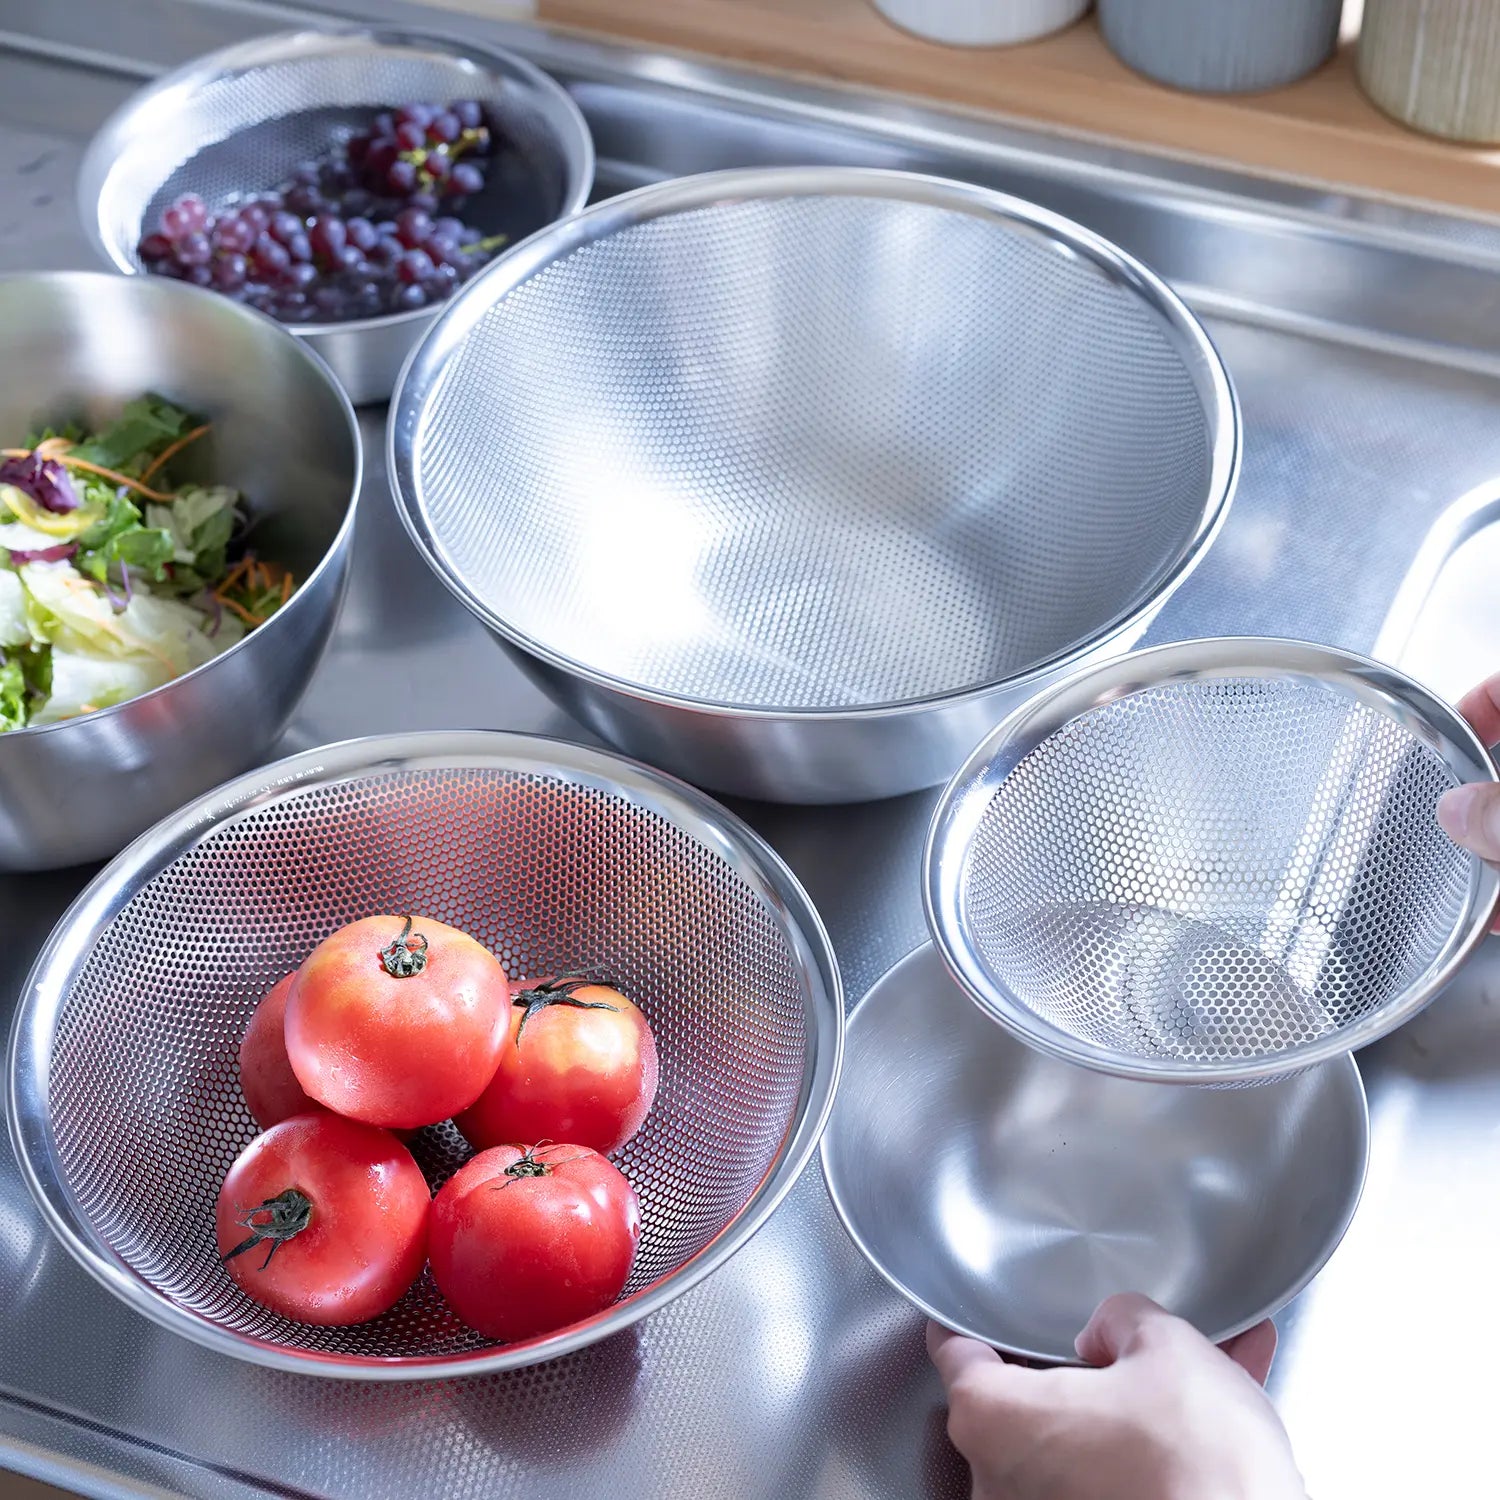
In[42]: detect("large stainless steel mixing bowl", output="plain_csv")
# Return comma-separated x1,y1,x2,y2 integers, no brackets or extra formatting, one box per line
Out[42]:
390,167,1239,803
0,272,360,871
80,27,594,406
821,944,1368,1363
8,731,843,1377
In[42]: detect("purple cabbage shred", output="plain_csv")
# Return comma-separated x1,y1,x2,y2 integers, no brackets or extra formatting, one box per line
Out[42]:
0,452,80,514
7,541,77,565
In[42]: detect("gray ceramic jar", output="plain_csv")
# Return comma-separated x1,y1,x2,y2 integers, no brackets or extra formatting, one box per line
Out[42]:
1099,0,1343,93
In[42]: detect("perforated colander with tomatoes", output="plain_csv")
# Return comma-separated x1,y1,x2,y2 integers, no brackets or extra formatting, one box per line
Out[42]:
6,731,842,1377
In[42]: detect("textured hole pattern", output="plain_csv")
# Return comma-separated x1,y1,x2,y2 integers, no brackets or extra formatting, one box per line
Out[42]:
96,43,573,265
48,766,809,1362
413,194,1214,709
961,677,1471,1065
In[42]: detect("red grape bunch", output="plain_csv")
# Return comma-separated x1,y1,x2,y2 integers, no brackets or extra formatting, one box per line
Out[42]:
138,100,508,325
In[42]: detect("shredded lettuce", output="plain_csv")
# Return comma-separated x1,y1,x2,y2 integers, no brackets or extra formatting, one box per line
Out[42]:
75,491,175,587
0,653,24,731
0,398,285,731
0,561,37,642
66,396,194,476
0,644,49,731
28,649,169,727
145,485,238,594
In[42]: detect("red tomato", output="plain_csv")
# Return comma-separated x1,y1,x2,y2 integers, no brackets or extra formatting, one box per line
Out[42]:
238,973,321,1130
429,1142,640,1342
285,914,509,1130
216,1113,429,1326
455,977,659,1157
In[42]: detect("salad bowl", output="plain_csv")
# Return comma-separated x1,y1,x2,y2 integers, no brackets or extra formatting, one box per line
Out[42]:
0,271,360,871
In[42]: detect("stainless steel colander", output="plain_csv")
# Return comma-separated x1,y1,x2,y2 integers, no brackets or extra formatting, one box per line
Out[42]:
390,167,1239,803
925,638,1500,1085
7,733,841,1377
79,28,594,404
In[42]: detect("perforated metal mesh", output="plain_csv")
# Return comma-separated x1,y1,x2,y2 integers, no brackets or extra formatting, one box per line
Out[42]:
410,190,1216,710
957,676,1473,1069
45,762,812,1366
93,34,577,275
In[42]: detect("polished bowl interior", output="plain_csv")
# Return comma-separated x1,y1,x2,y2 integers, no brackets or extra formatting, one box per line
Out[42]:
0,271,359,871
392,167,1236,795
80,27,594,403
926,637,1500,1085
822,944,1367,1363
8,732,842,1377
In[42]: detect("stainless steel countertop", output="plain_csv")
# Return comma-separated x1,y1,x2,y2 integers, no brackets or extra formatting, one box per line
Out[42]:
4,2,1500,1496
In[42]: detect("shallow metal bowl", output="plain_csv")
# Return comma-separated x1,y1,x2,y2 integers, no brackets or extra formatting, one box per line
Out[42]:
0,271,360,872
80,27,594,405
926,637,1500,1085
7,731,842,1378
390,166,1238,803
821,944,1367,1363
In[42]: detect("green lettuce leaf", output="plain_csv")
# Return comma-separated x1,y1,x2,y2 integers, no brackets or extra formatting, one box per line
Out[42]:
0,653,25,730
20,641,51,703
75,491,174,586
67,395,195,475
145,485,239,593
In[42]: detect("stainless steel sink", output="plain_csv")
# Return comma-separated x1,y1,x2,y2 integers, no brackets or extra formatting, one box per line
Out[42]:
2,2,1500,1497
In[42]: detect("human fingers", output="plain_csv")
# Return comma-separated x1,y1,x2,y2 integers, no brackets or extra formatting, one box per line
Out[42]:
1437,781,1500,862
1219,1319,1278,1387
1073,1292,1180,1367
927,1321,1007,1392
1457,673,1500,749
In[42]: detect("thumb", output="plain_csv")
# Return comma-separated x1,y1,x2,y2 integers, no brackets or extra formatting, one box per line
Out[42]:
1437,782,1500,861
1075,1292,1176,1366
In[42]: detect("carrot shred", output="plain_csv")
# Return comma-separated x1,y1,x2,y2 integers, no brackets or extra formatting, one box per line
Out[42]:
139,423,210,483
214,556,252,597
0,445,175,503
219,596,264,626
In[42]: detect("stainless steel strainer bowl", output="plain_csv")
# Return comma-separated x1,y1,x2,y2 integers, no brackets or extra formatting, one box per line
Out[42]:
80,27,594,405
390,167,1239,804
926,637,1500,1086
7,732,842,1377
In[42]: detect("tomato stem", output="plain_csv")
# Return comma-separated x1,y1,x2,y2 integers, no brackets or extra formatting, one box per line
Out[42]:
221,1187,313,1270
378,915,429,978
495,1143,589,1189
511,973,621,1044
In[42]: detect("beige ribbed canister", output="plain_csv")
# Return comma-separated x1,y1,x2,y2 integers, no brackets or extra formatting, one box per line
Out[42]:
1358,0,1500,144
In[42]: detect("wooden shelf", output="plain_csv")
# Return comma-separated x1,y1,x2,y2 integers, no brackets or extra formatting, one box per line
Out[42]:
533,0,1500,217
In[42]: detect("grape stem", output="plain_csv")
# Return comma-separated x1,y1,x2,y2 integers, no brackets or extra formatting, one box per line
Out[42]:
398,125,491,192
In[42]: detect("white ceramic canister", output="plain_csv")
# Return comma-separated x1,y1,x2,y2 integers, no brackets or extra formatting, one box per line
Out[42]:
1359,0,1500,144
871,0,1091,46
1098,0,1344,92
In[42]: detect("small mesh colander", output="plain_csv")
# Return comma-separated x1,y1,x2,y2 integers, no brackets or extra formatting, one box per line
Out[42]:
925,639,1499,1085
7,734,841,1377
